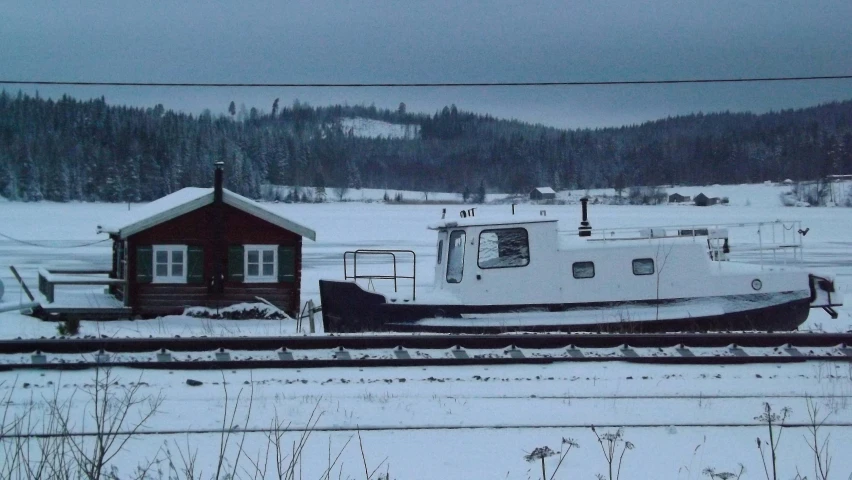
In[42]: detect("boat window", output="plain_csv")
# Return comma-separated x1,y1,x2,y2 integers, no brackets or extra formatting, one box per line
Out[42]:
437,240,444,265
633,258,655,275
446,230,466,283
478,228,530,269
572,261,595,279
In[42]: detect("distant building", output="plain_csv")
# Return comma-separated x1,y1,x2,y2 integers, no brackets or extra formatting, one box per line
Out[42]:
668,193,690,203
694,193,711,206
530,187,556,201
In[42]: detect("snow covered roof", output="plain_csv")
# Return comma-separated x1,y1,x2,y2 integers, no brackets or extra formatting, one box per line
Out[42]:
429,215,556,230
97,187,316,241
532,187,556,194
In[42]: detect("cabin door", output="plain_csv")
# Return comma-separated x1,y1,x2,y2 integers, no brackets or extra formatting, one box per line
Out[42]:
446,230,466,284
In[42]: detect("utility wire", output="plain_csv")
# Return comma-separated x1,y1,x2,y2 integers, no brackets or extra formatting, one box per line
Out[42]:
0,231,109,249
1,74,852,88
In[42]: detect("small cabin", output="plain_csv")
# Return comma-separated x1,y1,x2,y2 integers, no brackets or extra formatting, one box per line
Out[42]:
668,193,690,203
694,193,713,206
97,164,315,317
530,187,556,200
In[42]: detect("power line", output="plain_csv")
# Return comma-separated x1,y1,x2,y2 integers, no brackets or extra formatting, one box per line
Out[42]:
0,231,110,249
1,74,852,88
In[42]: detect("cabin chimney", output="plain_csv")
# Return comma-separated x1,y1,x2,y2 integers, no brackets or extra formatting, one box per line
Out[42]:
578,197,592,237
214,162,224,203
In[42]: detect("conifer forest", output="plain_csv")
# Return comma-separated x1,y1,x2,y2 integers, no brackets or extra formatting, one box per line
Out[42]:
1,90,851,202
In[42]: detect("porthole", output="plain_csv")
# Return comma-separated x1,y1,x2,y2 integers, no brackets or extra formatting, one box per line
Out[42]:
751,279,762,291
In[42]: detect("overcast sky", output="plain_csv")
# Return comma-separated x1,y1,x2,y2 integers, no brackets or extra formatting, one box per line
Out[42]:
2,1,852,129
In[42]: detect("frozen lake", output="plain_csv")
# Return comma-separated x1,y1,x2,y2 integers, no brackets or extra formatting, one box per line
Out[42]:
2,199,850,331
1,198,851,477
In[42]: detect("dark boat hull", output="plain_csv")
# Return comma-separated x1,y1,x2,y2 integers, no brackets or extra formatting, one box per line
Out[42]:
319,280,811,334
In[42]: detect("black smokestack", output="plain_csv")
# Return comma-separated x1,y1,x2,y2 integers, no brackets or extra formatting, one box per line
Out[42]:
214,162,224,203
578,197,592,237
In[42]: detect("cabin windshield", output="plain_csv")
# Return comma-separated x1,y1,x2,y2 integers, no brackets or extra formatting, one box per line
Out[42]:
478,228,529,268
446,230,466,283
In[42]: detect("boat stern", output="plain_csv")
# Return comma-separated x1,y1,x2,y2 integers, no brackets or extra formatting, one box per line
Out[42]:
319,280,388,332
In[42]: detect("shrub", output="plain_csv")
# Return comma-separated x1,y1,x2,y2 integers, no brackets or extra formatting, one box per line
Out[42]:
56,317,80,336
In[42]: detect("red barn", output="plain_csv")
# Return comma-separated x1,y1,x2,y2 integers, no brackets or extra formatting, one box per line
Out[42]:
97,163,315,317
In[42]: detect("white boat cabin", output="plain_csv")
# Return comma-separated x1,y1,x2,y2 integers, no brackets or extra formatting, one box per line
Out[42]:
425,215,812,307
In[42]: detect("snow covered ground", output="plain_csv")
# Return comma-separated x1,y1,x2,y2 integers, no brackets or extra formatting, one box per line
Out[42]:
1,186,851,477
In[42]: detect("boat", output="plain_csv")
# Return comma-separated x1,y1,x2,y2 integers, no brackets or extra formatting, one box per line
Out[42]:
319,199,842,333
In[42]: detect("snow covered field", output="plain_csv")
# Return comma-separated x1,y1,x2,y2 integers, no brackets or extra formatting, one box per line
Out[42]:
1,188,852,478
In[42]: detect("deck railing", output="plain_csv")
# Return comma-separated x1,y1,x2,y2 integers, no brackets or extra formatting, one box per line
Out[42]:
38,267,124,303
559,220,805,268
343,249,416,300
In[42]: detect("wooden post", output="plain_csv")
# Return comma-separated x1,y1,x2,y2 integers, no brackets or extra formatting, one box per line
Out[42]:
307,299,316,333
9,266,34,301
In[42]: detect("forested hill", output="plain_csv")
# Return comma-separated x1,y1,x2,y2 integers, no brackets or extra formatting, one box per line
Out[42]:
1,90,851,202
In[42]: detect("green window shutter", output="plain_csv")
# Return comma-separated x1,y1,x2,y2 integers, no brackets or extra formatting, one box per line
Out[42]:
187,246,204,284
228,245,245,282
278,246,296,282
136,246,153,284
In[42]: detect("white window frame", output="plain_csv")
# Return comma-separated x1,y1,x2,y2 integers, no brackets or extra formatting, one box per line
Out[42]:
245,245,278,283
152,245,188,284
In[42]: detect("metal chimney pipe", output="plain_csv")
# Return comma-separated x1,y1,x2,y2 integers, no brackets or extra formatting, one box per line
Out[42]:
214,162,224,203
578,197,592,237
212,161,226,296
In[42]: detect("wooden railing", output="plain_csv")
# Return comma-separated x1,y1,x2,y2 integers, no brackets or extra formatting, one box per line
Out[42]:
38,268,124,303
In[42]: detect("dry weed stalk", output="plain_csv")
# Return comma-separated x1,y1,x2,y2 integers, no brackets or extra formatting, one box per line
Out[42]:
755,402,791,480
591,426,633,480
524,437,579,480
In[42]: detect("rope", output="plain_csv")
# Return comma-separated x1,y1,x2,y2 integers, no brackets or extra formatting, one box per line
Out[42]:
2,74,852,88
0,231,110,249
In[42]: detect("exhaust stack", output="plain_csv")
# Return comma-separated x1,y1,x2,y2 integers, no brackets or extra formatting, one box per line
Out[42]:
578,197,592,237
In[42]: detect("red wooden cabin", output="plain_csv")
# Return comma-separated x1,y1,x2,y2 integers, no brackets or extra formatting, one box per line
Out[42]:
97,163,315,317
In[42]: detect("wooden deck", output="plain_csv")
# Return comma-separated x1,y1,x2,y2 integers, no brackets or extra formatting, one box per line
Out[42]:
20,267,134,321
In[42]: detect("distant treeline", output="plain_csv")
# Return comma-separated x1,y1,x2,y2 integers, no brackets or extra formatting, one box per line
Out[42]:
0,90,851,202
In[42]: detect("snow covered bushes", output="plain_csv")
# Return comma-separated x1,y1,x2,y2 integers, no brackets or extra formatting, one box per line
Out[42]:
184,302,290,320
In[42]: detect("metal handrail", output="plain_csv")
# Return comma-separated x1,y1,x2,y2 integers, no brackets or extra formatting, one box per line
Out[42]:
560,219,805,269
559,219,802,237
343,249,416,301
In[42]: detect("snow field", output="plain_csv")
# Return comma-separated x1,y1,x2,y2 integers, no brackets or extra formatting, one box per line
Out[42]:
2,362,852,478
1,192,852,477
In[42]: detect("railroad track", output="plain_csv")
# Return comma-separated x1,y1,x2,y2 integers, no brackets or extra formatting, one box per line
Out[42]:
0,332,851,371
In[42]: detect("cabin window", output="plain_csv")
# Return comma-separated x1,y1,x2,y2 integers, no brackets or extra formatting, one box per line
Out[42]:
116,241,126,280
446,230,466,283
572,261,595,279
245,245,277,282
153,245,187,283
478,228,530,269
633,258,655,275
437,240,444,265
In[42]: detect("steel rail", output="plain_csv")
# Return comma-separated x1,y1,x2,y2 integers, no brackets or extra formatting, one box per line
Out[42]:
1,332,850,355
0,352,849,372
